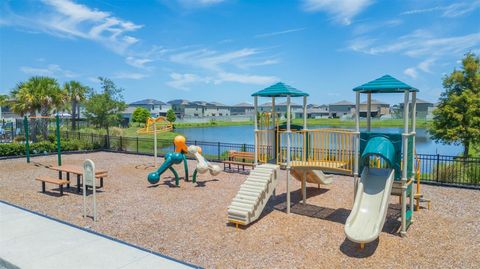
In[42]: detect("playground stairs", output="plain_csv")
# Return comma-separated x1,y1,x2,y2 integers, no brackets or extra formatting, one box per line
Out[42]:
227,164,280,227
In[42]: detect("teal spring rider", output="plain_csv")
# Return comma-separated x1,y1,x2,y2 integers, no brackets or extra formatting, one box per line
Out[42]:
147,135,189,186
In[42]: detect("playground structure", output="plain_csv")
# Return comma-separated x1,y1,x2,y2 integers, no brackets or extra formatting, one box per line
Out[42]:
228,77,427,245
137,116,173,167
147,135,220,186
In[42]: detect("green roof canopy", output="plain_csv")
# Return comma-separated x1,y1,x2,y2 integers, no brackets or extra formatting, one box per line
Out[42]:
353,75,419,93
252,82,309,97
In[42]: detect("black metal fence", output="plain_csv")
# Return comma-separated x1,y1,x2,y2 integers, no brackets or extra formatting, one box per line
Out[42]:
2,130,479,188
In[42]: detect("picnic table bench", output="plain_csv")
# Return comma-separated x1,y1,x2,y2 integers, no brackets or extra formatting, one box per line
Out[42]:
223,151,255,173
35,176,69,196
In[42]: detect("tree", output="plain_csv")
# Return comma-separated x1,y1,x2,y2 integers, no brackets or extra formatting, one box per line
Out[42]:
166,108,176,123
84,77,127,138
10,77,66,141
429,52,480,157
132,107,150,125
64,81,89,130
0,94,7,105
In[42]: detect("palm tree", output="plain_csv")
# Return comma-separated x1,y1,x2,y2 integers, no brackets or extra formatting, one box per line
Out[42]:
10,77,66,141
64,81,89,130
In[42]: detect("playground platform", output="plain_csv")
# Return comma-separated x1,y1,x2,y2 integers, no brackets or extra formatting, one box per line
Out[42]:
0,201,197,269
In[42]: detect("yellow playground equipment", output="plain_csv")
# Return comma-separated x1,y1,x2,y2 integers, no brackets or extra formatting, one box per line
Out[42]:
137,117,173,167
136,116,173,134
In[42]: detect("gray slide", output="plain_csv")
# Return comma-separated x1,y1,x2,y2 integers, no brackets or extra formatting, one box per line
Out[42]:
345,167,395,244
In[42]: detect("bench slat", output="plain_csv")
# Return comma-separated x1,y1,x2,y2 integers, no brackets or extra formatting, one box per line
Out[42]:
35,176,69,185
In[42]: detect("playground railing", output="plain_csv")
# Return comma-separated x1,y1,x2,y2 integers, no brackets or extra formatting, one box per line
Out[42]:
276,129,356,174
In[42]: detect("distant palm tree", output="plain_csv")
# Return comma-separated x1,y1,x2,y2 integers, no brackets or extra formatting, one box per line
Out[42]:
64,81,89,130
10,77,66,141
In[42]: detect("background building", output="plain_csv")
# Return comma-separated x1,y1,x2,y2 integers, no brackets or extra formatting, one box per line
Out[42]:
328,100,355,118
359,99,390,118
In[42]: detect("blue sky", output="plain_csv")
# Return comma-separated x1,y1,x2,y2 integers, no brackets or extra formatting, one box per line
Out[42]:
1,0,479,105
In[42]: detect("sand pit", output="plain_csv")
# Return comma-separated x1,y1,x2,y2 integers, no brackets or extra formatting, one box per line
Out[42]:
1,152,479,268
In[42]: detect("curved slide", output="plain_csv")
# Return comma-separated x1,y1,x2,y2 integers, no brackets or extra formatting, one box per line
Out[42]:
345,167,395,244
290,168,333,185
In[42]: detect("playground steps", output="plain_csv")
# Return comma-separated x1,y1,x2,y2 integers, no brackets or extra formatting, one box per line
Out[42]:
227,164,279,226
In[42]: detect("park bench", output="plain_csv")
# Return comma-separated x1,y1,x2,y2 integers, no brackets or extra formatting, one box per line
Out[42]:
35,176,69,196
223,151,255,173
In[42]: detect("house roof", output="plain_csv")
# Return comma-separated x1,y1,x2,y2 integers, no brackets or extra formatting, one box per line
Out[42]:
208,101,228,107
167,99,191,105
129,99,165,105
353,75,419,93
233,102,253,107
252,82,309,97
260,101,302,107
330,100,354,106
360,99,390,105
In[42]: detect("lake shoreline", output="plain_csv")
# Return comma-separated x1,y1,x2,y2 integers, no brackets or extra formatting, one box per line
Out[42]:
173,118,432,129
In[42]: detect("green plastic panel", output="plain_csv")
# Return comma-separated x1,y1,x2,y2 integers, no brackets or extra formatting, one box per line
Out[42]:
361,136,396,167
360,132,402,180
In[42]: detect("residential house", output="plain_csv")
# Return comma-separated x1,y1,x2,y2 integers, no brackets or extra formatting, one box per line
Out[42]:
129,99,171,117
359,99,390,118
230,102,254,116
328,100,355,118
167,99,191,118
307,104,329,118
169,100,231,118
259,101,304,119
399,98,435,119
204,102,230,117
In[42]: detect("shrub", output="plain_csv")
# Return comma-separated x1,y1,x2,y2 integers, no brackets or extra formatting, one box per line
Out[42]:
109,127,124,137
0,139,101,157
30,141,56,154
0,143,25,156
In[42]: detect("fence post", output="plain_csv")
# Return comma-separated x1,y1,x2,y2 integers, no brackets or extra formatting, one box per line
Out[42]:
218,142,221,161
78,131,80,140
120,136,123,151
436,154,440,182
136,137,139,153
91,133,94,145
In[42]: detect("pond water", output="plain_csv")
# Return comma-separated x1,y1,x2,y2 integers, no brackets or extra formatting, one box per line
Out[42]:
176,125,463,156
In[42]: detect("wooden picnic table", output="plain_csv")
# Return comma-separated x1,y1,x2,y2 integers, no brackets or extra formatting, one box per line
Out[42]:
49,164,108,193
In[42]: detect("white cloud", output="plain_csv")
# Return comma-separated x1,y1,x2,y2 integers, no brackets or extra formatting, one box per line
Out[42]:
403,58,437,80
215,72,277,85
403,67,417,79
349,31,480,58
2,0,142,55
20,64,78,78
166,73,210,90
255,28,306,38
113,72,149,80
418,58,435,73
169,48,260,71
166,47,279,89
166,71,277,90
401,1,480,18
175,0,225,8
301,0,374,25
125,56,153,69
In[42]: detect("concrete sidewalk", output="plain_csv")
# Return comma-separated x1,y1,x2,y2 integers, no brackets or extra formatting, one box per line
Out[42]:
0,201,198,269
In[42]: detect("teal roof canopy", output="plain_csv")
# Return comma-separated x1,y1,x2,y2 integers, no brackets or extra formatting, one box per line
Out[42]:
252,82,309,97
353,75,419,93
